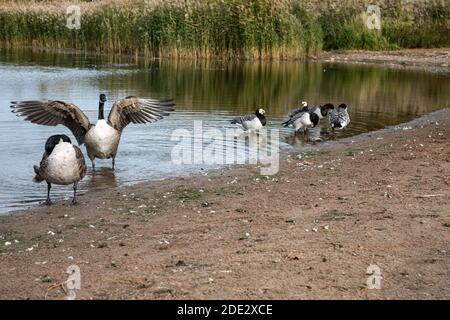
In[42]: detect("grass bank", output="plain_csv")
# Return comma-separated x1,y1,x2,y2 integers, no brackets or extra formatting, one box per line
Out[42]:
0,0,448,60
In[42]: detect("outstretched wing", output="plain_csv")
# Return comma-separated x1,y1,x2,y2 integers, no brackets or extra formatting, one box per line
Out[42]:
108,96,175,132
10,100,91,145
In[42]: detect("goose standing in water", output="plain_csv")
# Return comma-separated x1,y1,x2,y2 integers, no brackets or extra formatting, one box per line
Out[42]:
33,134,86,205
329,104,350,130
11,94,175,170
288,100,308,117
309,103,334,120
282,107,319,134
231,108,267,131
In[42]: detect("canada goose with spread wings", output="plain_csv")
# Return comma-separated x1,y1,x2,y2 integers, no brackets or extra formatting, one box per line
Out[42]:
11,94,175,170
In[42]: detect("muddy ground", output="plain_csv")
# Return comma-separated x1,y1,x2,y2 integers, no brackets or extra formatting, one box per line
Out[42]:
0,107,449,299
317,49,450,73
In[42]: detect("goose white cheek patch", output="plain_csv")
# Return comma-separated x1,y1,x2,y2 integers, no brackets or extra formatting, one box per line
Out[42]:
170,121,280,175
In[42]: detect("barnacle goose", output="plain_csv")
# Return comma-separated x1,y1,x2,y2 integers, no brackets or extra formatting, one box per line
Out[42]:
231,108,267,131
329,104,350,130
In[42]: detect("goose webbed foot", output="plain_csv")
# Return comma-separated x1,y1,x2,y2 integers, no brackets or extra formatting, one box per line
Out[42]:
44,199,52,206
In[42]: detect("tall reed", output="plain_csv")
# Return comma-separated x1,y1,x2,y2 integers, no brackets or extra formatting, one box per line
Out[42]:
0,0,448,60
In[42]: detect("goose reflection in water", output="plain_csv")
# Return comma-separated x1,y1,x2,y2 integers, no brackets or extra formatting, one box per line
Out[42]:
284,125,328,147
87,167,118,190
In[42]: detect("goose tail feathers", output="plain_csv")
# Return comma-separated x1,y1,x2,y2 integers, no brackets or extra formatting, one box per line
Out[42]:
33,165,44,183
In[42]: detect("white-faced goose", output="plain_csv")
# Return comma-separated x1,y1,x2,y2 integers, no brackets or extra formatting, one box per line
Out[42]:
329,103,351,130
282,107,319,134
11,94,175,170
309,103,334,119
33,134,86,205
231,108,267,131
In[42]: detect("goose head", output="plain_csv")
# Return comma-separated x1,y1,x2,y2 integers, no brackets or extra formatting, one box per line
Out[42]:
98,94,107,120
45,134,72,155
255,108,266,116
320,103,335,117
310,113,320,128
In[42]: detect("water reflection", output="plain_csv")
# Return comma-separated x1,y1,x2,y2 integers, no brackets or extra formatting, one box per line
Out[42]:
88,168,118,190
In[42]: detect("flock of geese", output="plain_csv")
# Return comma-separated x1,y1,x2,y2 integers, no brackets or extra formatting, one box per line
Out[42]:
10,95,350,205
236,101,351,133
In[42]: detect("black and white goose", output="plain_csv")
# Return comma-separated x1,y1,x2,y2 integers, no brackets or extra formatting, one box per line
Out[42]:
231,108,267,131
288,100,308,117
11,94,175,170
290,101,334,120
282,107,319,133
329,103,350,130
33,134,86,205
309,103,334,120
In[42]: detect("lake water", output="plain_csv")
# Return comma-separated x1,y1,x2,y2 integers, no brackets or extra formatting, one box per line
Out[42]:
0,48,449,214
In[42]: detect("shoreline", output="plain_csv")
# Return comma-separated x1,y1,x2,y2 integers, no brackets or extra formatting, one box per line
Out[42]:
2,46,450,73
316,49,450,73
1,108,449,299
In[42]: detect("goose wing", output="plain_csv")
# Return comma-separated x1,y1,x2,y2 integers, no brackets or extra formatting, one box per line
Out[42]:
10,100,91,145
329,108,339,127
107,96,175,132
74,146,87,180
231,114,256,126
289,106,309,117
282,110,307,127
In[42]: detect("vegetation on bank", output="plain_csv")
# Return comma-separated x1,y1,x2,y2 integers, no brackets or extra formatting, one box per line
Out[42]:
0,0,448,60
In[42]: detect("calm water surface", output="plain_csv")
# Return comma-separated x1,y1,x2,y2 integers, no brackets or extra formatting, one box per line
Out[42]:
0,49,449,214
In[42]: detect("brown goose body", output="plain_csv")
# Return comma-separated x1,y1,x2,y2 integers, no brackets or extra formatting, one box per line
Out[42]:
11,95,175,170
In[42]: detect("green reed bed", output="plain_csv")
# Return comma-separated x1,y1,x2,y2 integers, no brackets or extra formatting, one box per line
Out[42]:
0,0,448,60
0,0,322,59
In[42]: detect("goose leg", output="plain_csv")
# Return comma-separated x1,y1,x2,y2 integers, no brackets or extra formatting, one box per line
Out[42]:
72,182,78,205
112,156,116,171
91,159,96,171
45,182,52,205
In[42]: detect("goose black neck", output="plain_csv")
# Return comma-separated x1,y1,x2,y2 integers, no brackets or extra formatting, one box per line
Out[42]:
256,113,267,126
98,102,105,120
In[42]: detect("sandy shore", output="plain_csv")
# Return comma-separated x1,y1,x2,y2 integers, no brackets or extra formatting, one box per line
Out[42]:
0,106,449,299
317,49,450,73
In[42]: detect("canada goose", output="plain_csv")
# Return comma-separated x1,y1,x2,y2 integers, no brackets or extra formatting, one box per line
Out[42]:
33,134,86,205
329,103,350,130
11,94,175,170
231,108,267,131
282,108,319,133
